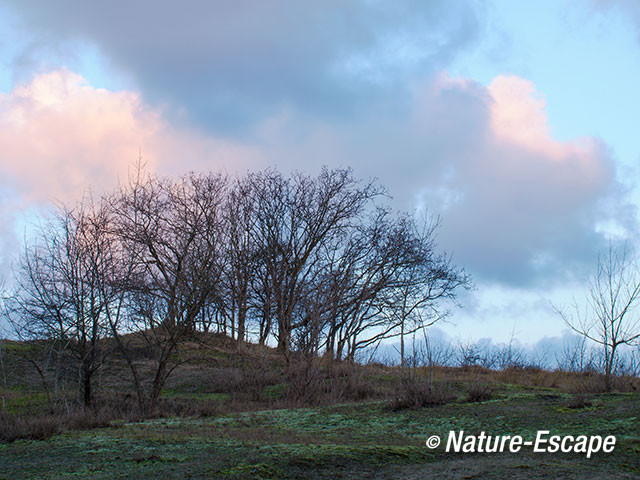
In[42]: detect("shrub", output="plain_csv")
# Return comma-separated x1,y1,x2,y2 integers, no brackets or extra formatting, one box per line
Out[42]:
206,367,244,393
465,382,493,403
0,410,111,443
238,357,281,401
561,374,609,395
566,394,592,409
388,375,455,411
0,413,62,443
284,356,325,405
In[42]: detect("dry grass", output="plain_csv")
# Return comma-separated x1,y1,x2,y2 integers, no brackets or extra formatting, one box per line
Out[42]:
421,364,640,394
0,409,114,443
464,381,493,403
388,374,455,411
566,394,593,409
1,334,639,443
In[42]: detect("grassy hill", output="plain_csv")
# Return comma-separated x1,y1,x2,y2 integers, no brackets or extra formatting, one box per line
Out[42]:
1,335,639,479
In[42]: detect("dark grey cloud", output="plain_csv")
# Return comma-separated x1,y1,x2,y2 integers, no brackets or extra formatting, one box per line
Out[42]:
6,0,484,132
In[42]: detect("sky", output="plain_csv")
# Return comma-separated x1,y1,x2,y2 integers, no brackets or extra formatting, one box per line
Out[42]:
1,0,639,349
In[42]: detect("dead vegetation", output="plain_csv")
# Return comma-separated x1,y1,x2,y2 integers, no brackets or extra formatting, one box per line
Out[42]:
1,334,639,443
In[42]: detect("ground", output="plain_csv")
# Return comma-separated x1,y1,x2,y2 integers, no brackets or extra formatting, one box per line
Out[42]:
2,387,639,479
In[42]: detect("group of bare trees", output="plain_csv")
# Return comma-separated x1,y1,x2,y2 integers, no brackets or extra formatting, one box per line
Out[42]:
3,167,470,412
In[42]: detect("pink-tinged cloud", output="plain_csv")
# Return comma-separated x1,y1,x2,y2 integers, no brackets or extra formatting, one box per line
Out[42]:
416,74,618,282
0,69,260,205
248,72,623,284
0,68,629,287
0,69,263,280
488,75,604,177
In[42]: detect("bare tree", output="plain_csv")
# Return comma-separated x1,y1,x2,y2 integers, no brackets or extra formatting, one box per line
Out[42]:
319,210,469,362
5,164,474,411
556,335,593,373
7,198,112,407
249,167,382,358
108,171,227,412
220,176,258,345
389,214,470,367
556,244,640,390
316,208,407,361
0,278,10,390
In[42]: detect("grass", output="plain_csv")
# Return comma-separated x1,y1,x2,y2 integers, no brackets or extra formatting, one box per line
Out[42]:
1,336,639,478
2,390,639,479
160,389,230,402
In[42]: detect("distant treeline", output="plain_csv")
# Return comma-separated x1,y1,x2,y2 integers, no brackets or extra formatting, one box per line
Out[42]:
2,166,469,412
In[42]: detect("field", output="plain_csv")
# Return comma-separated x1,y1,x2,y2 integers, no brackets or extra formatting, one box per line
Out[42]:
1,337,639,479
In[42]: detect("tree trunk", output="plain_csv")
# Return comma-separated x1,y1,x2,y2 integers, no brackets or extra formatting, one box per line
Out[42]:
148,360,168,414
82,365,93,407
237,308,246,345
400,321,405,368
277,322,291,354
604,344,617,391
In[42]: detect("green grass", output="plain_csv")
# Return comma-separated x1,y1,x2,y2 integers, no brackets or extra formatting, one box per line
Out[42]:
0,389,52,415
160,389,230,402
2,336,638,478
2,390,639,479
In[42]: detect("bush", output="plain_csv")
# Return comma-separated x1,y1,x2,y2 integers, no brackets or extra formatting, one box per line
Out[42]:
206,367,244,393
465,382,493,403
284,356,325,405
341,369,383,401
566,394,592,409
0,413,62,443
0,409,114,443
238,357,281,401
388,375,455,411
561,374,609,395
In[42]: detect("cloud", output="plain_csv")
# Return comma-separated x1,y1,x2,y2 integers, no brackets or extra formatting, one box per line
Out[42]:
4,0,483,132
0,67,630,290
417,74,622,284
245,73,628,285
0,69,260,204
0,69,261,278
488,76,599,164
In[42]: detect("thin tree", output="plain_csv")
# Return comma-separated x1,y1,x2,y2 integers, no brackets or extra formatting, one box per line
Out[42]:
556,244,640,390
221,176,258,345
108,171,227,413
7,198,111,407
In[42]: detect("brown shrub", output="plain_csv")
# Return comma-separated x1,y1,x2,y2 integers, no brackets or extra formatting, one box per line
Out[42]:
284,356,325,405
151,397,222,418
560,373,609,394
566,394,593,409
238,357,281,402
465,382,493,403
388,375,455,411
205,367,244,393
281,358,387,406
0,408,117,443
0,413,62,442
